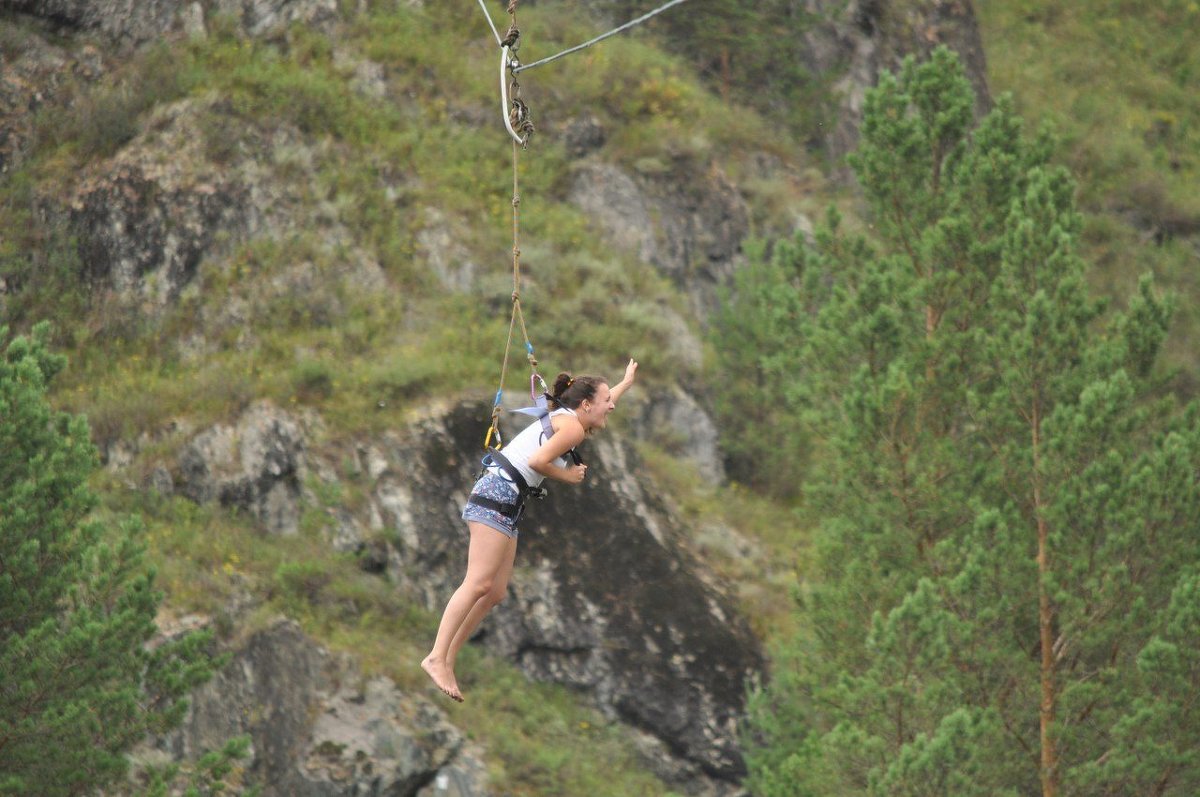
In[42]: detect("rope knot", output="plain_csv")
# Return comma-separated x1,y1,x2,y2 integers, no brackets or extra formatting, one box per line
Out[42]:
501,23,520,50
511,290,520,302
508,97,534,142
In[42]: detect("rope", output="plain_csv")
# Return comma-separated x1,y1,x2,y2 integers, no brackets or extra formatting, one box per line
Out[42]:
485,0,692,446
512,0,691,74
475,0,502,46
486,133,540,449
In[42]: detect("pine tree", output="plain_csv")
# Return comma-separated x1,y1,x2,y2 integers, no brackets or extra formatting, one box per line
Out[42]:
0,323,216,796
738,47,1200,797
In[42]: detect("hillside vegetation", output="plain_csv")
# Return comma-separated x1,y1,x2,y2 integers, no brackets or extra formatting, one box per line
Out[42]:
978,0,1200,392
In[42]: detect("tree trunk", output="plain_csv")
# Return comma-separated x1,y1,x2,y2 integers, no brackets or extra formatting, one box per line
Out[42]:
1032,400,1059,797
719,47,731,102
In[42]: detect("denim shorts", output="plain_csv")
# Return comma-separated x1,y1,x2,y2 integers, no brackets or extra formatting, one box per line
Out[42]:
461,471,522,539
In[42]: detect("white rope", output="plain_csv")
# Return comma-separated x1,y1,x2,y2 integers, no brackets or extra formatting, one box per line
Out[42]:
511,0,691,74
500,46,528,146
476,0,503,46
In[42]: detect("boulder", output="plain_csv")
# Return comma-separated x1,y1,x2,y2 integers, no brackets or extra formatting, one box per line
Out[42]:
568,159,750,319
178,401,306,535
628,385,727,485
162,618,491,796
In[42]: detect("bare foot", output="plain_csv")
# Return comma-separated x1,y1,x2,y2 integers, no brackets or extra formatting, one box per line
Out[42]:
421,654,463,702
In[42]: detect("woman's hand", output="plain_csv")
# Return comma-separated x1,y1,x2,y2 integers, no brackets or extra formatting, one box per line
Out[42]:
566,463,588,484
623,358,638,385
610,358,638,405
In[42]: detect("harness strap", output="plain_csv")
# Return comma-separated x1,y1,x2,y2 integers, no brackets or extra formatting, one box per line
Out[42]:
483,448,530,494
466,493,523,520
518,392,583,466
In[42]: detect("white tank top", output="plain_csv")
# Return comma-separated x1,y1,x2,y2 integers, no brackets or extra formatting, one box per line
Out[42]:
496,407,578,488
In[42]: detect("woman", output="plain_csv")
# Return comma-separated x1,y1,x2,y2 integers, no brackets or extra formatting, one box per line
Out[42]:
422,359,638,702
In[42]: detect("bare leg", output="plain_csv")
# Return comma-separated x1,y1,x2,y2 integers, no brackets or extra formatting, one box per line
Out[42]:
422,523,516,702
447,537,518,671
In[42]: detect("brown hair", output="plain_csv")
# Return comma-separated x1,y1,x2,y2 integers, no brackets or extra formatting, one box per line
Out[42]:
547,372,606,410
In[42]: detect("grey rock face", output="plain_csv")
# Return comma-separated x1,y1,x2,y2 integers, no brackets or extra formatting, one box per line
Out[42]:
562,113,606,158
178,401,306,535
0,25,110,182
71,158,251,310
164,619,490,796
363,400,763,787
59,99,258,312
227,0,339,38
0,0,338,44
571,157,748,316
569,160,750,318
628,385,726,485
55,96,373,319
803,0,992,164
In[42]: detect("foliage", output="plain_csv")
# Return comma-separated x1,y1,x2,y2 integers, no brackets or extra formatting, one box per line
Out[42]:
0,324,219,796
708,235,811,497
737,48,1200,796
131,735,260,797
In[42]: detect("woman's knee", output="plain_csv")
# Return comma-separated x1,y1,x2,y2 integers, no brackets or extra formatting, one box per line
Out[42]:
462,575,494,601
487,585,508,607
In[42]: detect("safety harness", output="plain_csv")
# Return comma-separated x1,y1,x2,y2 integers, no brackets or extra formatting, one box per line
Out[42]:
468,378,583,522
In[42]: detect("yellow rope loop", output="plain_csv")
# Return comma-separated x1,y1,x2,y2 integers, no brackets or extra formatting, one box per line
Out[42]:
485,404,503,449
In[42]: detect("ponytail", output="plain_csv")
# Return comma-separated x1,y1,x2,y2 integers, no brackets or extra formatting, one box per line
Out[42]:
547,372,605,410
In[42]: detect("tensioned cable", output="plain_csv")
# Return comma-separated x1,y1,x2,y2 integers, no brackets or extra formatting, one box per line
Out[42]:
476,0,503,46
511,0,690,74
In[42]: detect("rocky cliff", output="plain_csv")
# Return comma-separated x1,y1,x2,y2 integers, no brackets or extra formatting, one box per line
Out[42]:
115,396,762,794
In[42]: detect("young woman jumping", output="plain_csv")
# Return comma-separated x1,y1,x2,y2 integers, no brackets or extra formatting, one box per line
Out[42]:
421,359,638,702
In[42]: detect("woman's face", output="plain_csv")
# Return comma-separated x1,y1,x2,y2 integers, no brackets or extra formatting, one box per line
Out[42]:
579,382,613,431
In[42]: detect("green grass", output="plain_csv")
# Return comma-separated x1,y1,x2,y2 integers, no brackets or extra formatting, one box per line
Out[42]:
979,1,1200,218
9,0,796,432
977,0,1200,390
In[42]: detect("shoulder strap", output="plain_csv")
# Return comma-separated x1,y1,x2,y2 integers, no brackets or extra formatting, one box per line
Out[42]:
512,394,583,466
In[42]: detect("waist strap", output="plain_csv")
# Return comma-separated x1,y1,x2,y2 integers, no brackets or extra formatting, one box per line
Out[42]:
466,493,523,520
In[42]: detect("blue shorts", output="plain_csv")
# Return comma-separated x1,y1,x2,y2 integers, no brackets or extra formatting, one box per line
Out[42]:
461,471,522,539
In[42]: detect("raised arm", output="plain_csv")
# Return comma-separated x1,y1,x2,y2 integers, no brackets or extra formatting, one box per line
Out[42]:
609,358,638,405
